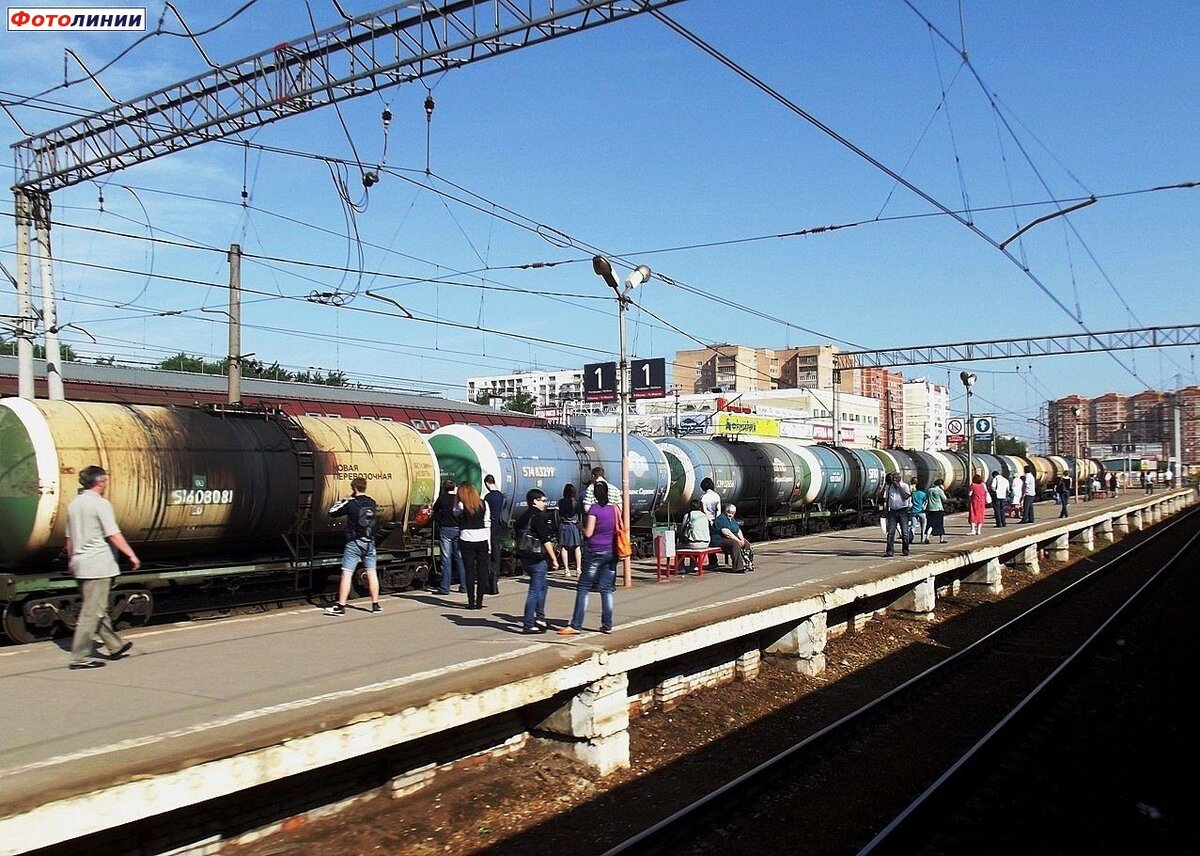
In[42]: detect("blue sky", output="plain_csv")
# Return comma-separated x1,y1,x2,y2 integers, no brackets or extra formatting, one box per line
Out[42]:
1,0,1197,443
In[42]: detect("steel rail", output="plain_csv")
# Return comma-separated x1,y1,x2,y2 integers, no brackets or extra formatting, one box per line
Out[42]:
601,499,1198,856
858,509,1200,854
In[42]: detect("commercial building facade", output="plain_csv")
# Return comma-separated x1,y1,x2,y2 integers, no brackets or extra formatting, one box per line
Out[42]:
467,368,584,409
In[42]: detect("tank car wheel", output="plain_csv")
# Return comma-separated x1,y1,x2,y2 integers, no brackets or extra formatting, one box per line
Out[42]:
2,601,59,644
351,567,374,597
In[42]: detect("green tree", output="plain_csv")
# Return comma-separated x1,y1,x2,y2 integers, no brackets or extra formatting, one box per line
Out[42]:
157,352,213,374
1,340,79,361
473,389,497,407
503,390,537,414
994,435,1028,456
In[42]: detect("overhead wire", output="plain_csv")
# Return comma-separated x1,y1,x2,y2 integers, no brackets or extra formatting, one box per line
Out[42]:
903,0,1191,375
648,7,1150,390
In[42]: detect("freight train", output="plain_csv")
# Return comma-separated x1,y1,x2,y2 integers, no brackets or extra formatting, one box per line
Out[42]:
0,400,1102,642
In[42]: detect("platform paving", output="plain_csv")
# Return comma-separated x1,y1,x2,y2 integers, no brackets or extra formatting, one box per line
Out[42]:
0,490,1193,853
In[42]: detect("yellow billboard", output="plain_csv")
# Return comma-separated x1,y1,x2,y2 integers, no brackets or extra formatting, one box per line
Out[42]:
715,412,781,437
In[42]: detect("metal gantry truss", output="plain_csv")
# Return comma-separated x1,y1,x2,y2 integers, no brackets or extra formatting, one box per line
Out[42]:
11,0,685,192
834,325,1200,370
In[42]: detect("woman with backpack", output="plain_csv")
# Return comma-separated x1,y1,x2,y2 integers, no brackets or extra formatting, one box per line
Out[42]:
515,488,558,633
456,483,491,610
558,481,619,636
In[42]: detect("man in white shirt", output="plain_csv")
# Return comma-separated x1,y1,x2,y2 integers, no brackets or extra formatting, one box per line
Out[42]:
989,471,1010,528
1021,468,1036,522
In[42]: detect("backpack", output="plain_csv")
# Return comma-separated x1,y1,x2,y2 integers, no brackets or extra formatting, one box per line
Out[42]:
351,496,378,540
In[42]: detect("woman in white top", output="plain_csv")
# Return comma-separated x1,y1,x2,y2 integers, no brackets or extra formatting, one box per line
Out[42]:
699,477,721,571
680,498,711,574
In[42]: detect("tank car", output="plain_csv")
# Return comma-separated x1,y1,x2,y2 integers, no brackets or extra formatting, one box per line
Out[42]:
429,424,670,558
0,400,437,642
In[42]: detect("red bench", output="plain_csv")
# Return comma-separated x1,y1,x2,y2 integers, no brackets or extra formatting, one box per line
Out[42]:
656,547,721,581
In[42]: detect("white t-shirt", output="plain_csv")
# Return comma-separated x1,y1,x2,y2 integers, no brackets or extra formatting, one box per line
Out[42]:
701,489,721,521
989,475,1010,501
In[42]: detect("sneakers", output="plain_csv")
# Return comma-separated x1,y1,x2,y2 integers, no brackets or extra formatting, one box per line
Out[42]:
371,602,382,614
324,603,346,616
109,641,133,660
69,659,106,670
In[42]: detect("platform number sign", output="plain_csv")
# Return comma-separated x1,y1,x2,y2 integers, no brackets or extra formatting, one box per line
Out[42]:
583,361,618,403
631,357,667,400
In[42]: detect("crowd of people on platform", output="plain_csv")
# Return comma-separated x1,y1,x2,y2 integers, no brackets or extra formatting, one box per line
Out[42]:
62,457,1187,669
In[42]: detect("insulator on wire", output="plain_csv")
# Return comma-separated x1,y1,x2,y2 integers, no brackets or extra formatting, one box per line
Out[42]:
424,94,435,121
382,107,393,127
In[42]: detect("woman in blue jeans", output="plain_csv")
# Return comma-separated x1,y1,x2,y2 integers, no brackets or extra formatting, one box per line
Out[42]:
558,481,618,636
515,489,558,633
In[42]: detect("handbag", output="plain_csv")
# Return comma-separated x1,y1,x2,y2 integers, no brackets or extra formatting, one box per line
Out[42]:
740,545,755,573
515,515,545,560
613,509,632,559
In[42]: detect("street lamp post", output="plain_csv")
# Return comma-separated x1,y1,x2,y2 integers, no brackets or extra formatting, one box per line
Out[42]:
593,256,651,589
960,371,977,481
1072,406,1082,503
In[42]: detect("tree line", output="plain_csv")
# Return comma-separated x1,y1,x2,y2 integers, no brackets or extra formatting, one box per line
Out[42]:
1,341,348,387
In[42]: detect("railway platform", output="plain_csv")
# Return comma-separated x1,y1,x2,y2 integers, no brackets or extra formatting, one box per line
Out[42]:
0,488,1193,855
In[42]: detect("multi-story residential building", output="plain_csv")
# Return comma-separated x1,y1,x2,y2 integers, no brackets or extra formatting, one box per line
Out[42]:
673,345,779,394
902,378,950,451
1180,387,1200,474
775,345,838,390
466,368,584,409
1048,395,1090,457
1127,390,1166,445
852,367,906,447
1088,393,1128,440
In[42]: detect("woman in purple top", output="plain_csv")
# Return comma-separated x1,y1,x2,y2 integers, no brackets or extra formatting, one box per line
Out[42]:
558,481,618,635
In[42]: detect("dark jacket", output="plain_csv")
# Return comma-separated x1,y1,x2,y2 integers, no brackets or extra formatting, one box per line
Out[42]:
432,491,460,528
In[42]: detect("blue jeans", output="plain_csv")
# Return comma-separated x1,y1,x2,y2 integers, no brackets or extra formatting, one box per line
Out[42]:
438,526,466,594
993,499,1007,526
521,557,549,629
886,510,911,555
570,547,616,631
341,538,377,571
1022,496,1035,523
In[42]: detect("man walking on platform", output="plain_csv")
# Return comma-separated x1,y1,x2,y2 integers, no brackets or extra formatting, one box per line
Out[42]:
989,470,1009,527
883,473,912,557
65,466,139,670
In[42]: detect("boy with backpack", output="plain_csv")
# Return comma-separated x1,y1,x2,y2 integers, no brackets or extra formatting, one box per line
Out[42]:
325,477,381,616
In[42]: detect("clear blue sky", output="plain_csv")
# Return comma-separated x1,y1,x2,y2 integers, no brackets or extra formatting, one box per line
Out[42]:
2,1,1197,444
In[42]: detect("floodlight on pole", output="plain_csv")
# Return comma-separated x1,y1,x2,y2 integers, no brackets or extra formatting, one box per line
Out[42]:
592,255,651,589
961,372,977,482
1071,406,1082,503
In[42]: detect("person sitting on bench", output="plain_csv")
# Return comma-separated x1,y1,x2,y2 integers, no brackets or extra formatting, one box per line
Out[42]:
680,499,711,574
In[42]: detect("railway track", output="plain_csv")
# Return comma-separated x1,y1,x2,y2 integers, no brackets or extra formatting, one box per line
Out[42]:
601,506,1200,856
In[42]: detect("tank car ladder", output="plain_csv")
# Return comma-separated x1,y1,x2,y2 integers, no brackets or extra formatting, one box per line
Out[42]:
276,414,318,589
